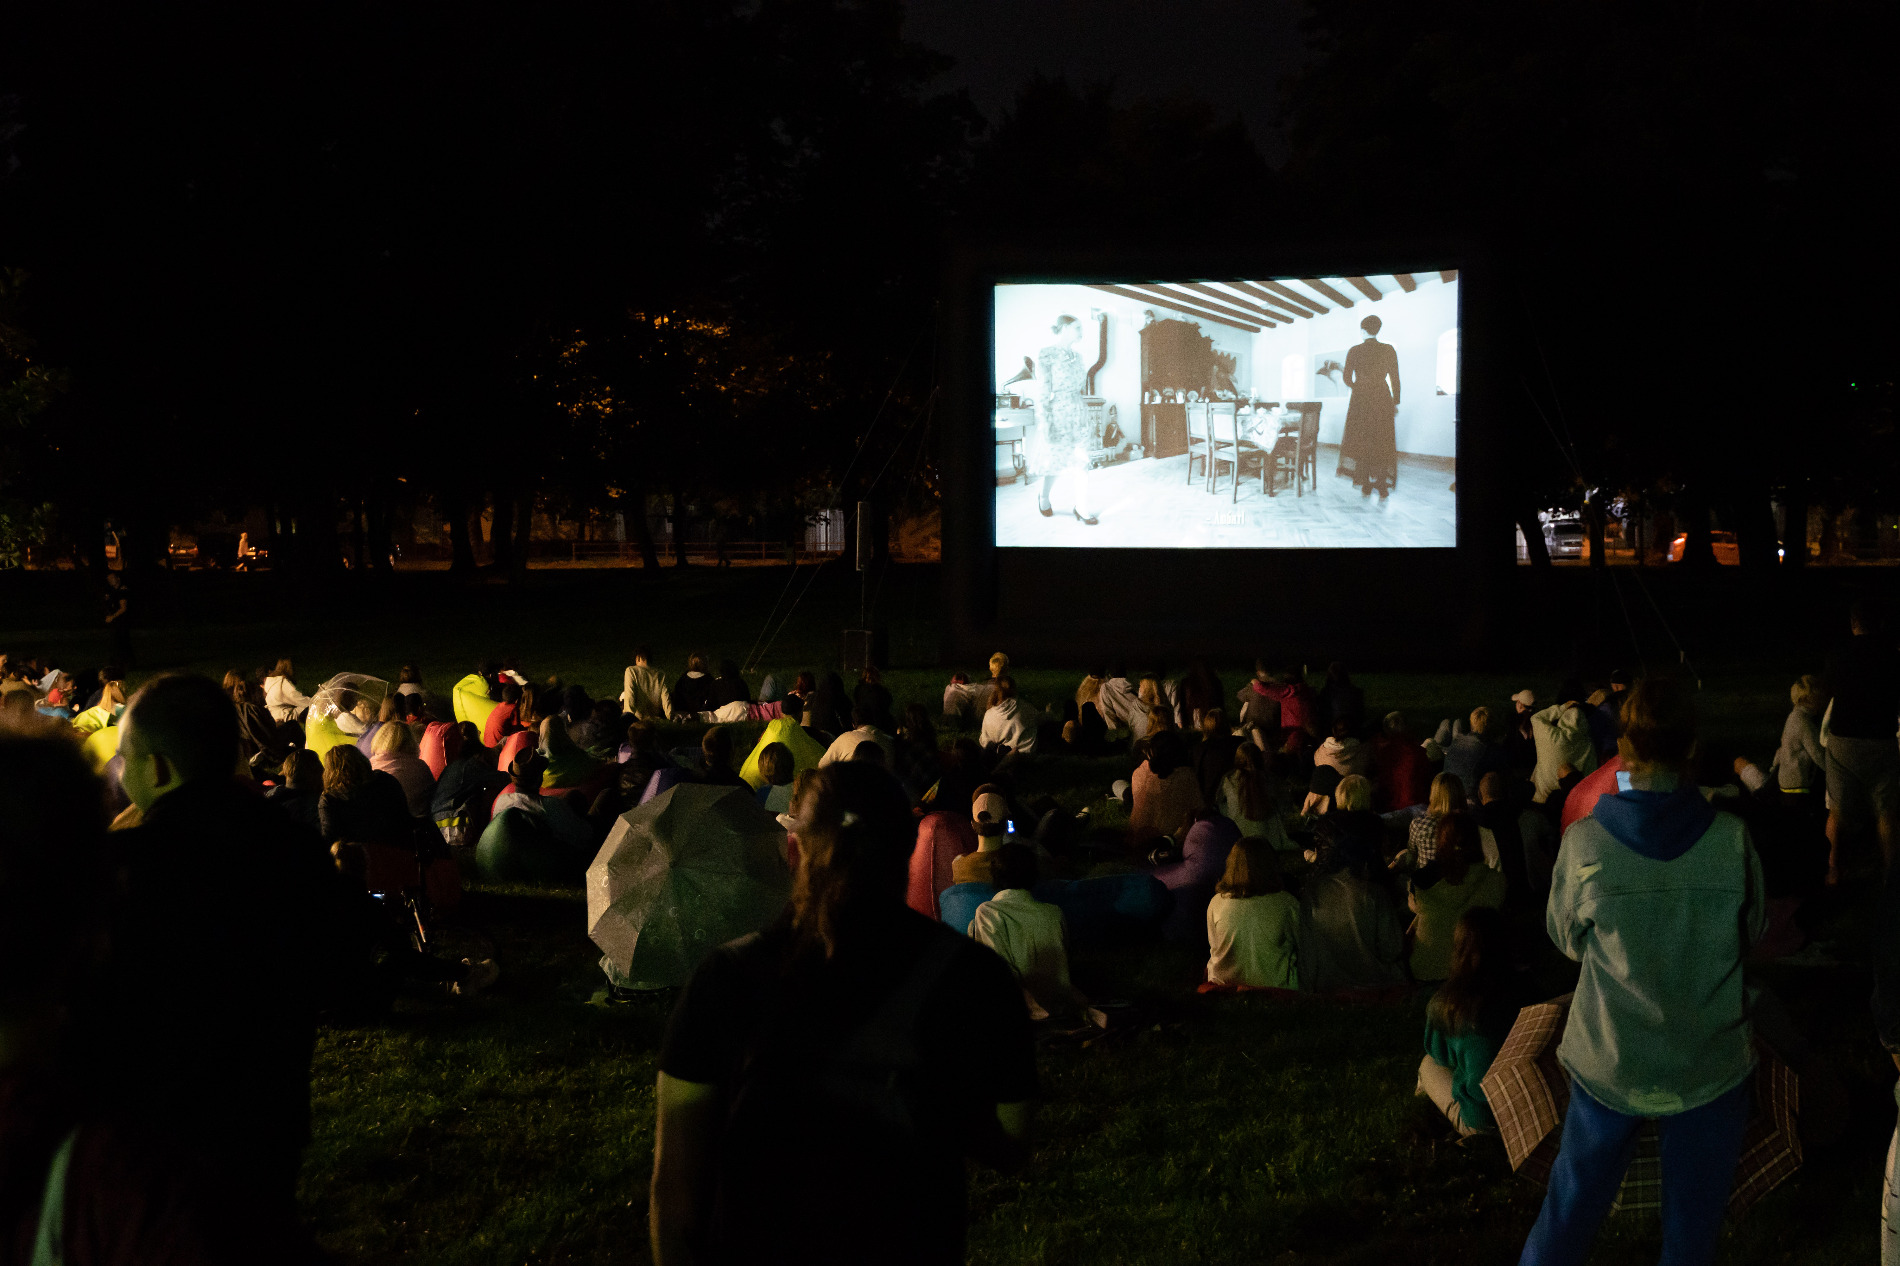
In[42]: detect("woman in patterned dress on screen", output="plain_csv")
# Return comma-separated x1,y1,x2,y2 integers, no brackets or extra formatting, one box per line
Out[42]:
1338,313,1402,498
1033,314,1099,526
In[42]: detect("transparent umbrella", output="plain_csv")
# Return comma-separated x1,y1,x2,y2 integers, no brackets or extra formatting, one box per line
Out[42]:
304,673,389,757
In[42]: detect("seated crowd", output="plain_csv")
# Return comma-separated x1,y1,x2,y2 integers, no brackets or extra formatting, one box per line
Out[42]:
0,600,1893,1266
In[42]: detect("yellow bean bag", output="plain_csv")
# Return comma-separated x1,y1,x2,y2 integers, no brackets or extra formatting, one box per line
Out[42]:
452,673,500,729
81,724,121,774
304,712,353,759
739,716,826,790
71,705,115,736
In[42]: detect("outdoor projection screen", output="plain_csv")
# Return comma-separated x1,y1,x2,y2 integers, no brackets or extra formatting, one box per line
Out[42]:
991,273,1460,549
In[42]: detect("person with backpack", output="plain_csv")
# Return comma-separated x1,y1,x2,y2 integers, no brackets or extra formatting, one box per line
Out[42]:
650,762,1036,1265
1519,676,1766,1266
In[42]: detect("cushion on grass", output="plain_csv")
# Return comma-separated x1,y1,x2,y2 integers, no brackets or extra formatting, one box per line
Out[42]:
80,723,121,774
474,806,588,884
937,882,999,935
419,721,462,779
738,716,826,790
451,674,500,729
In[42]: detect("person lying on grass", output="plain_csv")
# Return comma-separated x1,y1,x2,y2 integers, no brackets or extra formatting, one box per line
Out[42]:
651,762,1035,1266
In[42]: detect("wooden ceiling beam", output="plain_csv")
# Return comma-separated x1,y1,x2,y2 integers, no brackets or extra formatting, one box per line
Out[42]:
1228,280,1315,319
1345,276,1383,301
1256,278,1330,314
1202,282,1304,323
1088,284,1261,333
1392,273,1418,292
1122,284,1269,332
1299,278,1357,308
1176,281,1284,325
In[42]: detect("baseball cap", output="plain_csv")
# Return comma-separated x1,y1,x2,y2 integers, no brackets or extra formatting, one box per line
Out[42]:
972,791,1009,835
1511,689,1536,707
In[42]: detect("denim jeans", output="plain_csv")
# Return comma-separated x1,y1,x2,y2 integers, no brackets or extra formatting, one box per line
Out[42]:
1520,1077,1750,1266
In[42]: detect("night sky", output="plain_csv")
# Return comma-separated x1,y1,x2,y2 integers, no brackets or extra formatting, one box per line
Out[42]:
903,0,1306,162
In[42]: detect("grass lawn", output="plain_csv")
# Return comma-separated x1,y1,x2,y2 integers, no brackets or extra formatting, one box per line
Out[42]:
3,565,1889,1263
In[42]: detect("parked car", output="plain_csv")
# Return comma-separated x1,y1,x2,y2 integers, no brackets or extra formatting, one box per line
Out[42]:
1544,519,1586,559
1667,530,1740,564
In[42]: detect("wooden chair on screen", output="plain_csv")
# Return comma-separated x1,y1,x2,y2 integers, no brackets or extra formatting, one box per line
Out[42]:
1205,402,1241,497
1290,403,1322,494
1184,402,1212,487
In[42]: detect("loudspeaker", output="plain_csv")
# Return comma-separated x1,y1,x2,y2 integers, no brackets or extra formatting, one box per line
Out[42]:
841,628,887,673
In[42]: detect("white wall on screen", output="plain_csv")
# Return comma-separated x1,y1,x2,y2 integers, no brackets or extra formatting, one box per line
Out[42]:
1248,277,1459,458
993,284,1253,437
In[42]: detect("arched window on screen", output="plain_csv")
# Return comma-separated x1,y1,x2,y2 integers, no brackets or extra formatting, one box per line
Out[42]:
1280,353,1304,402
1435,329,1459,397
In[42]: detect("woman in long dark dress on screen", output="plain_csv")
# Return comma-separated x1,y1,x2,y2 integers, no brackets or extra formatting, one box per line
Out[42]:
1337,314,1401,497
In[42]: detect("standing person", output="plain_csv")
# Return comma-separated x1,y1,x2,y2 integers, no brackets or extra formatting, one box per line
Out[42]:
649,762,1036,1266
96,674,351,1251
101,569,135,669
621,646,673,720
1519,676,1765,1266
0,734,238,1262
1337,314,1401,497
1029,314,1099,526
1769,674,1828,800
1824,601,1900,884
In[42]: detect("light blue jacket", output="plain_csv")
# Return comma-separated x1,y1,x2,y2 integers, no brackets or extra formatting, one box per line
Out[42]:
1548,778,1765,1116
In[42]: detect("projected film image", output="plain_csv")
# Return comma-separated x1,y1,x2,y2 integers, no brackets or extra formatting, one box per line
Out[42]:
993,274,1459,548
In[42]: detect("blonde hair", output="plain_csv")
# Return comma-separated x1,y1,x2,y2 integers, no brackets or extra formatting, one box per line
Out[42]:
1426,771,1467,818
372,721,417,758
1468,706,1490,734
1791,674,1827,712
1335,774,1372,812
1138,677,1161,708
988,652,1010,676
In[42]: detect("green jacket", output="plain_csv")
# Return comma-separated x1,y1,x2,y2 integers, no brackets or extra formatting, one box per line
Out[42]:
1423,999,1515,1131
1548,784,1764,1116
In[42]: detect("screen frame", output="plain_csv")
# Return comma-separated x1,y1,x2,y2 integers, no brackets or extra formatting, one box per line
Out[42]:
940,243,1512,665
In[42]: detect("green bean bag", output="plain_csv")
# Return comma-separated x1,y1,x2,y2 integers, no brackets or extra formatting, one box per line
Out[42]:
739,716,826,790
452,673,501,729
475,806,589,884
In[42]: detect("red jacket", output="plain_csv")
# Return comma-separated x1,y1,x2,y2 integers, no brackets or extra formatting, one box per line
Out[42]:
1373,734,1432,811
